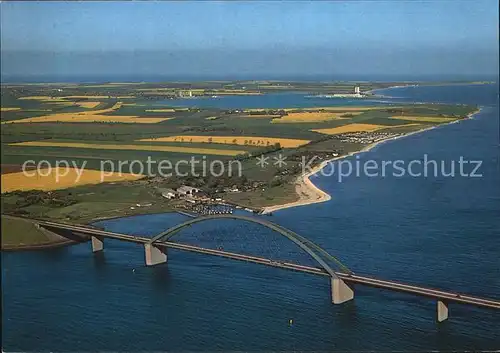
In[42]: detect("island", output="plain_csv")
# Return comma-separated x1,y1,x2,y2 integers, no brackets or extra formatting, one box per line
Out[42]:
0,81,481,249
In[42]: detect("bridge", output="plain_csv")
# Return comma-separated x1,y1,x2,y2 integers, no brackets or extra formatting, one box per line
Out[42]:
36,215,500,323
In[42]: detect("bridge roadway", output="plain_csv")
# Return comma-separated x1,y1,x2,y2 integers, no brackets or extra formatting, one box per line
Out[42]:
37,219,500,312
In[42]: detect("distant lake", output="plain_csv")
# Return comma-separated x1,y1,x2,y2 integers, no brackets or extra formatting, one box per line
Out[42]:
2,83,499,351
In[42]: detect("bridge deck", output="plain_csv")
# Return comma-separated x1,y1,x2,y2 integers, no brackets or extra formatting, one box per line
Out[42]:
38,220,500,310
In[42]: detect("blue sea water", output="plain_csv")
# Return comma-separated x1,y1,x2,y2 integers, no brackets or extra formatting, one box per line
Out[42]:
2,84,499,351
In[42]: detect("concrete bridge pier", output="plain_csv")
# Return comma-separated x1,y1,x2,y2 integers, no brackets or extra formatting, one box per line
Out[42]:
144,244,167,266
331,277,354,304
91,236,104,252
437,300,449,322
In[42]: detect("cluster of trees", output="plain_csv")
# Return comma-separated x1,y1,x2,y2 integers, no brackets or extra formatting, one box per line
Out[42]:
245,109,287,116
234,142,281,161
5,190,77,210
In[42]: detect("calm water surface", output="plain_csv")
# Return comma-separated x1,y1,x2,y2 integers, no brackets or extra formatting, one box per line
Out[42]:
2,84,499,351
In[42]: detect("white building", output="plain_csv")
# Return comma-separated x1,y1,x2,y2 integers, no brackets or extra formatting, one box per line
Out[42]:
161,188,177,199
176,185,200,196
331,86,364,98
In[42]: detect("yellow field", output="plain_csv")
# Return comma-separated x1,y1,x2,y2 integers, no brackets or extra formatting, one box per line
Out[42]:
72,102,123,115
145,108,176,112
271,112,361,123
1,167,142,193
1,102,171,124
312,123,421,135
140,135,310,148
10,141,245,156
1,107,21,112
74,101,101,109
390,116,457,123
312,123,390,135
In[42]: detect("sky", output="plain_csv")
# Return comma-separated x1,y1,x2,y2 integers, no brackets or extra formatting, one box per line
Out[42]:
1,1,498,80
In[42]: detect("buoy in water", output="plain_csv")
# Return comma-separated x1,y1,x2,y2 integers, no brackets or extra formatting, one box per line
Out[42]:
289,319,293,326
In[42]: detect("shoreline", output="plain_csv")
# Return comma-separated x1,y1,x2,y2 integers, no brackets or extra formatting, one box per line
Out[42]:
1,238,76,252
261,107,482,215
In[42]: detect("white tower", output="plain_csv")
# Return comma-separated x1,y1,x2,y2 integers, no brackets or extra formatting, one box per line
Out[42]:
354,86,360,94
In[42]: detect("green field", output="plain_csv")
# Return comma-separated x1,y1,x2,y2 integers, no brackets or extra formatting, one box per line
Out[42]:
1,215,70,249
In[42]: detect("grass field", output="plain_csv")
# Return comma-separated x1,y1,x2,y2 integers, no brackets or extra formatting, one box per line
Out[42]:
140,135,311,148
9,141,247,156
1,167,143,193
18,96,67,102
1,215,69,248
271,112,360,123
390,116,459,123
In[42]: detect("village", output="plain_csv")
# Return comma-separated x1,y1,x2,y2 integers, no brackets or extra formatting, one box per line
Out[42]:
334,131,404,144
157,184,256,216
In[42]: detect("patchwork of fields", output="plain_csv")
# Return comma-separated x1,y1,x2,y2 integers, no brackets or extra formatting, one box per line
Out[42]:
1,101,175,124
0,82,477,198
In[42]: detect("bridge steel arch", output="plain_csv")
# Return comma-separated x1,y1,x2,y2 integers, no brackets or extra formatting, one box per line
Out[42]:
148,214,352,278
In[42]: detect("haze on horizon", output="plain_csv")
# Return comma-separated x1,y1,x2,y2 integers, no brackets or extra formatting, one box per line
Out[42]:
1,0,498,81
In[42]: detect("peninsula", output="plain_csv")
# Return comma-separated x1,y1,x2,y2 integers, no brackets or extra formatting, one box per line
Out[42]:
1,80,480,249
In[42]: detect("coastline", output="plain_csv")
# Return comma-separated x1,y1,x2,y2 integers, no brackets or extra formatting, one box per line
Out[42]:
1,238,76,252
261,107,482,215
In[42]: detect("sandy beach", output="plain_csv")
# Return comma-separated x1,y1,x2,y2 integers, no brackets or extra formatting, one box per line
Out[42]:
262,108,482,214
